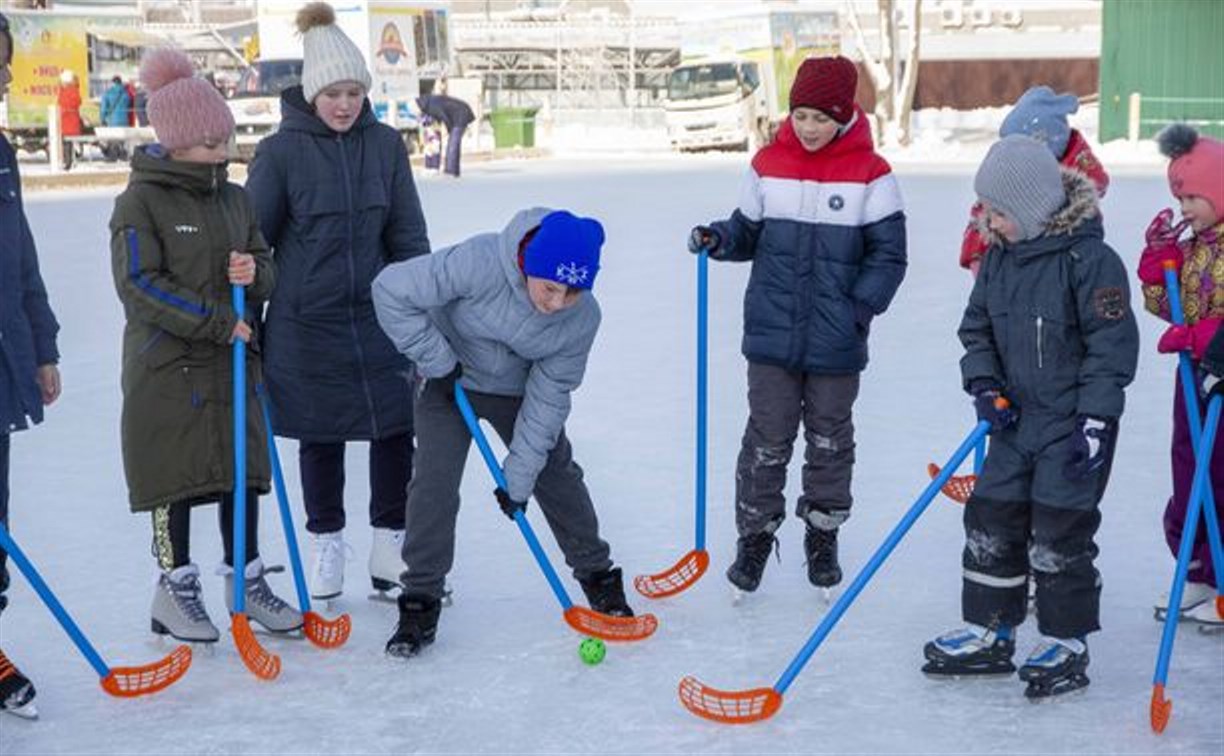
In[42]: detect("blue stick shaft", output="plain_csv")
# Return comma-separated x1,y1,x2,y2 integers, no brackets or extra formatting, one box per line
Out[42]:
696,249,708,551
0,524,110,677
772,420,992,695
453,384,574,610
259,388,312,613
1162,267,1224,597
232,284,247,613
1154,396,1222,686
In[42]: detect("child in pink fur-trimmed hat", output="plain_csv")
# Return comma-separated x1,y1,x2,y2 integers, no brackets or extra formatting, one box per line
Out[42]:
1137,123,1224,627
106,48,305,641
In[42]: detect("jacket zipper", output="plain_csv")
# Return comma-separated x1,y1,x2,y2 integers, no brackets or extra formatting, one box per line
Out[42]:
337,133,380,437
1036,316,1044,370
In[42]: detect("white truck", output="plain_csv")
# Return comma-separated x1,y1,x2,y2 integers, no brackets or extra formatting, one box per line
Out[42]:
664,9,839,152
228,0,451,160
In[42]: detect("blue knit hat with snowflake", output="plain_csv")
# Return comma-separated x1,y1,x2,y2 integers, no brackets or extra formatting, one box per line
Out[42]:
523,210,604,290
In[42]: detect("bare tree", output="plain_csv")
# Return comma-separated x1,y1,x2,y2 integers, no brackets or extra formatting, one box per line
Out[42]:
845,0,922,146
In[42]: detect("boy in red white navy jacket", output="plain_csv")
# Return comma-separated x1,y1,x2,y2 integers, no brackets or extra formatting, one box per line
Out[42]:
688,56,907,596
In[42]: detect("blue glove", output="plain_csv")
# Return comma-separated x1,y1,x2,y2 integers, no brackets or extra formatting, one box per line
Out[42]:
494,487,527,521
1064,415,1117,480
688,226,721,256
970,380,1016,433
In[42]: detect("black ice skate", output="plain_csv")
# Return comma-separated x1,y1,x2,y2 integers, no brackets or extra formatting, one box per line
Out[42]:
0,649,37,720
1019,638,1090,700
579,567,634,617
726,531,779,594
804,525,842,589
385,594,441,659
922,625,1016,677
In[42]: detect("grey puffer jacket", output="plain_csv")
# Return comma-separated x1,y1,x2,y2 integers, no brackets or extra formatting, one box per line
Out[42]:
372,208,600,501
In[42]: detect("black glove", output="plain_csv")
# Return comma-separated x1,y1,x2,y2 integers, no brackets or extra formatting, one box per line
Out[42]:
494,487,527,521
688,226,721,256
970,380,1016,434
1064,415,1117,480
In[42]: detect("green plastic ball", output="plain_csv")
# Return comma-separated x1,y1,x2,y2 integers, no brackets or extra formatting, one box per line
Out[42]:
578,637,606,665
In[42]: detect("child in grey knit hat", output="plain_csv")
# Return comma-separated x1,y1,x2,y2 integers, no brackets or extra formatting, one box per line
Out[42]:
922,133,1140,700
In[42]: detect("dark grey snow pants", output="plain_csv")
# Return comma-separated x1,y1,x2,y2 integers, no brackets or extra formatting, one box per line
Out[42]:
734,362,860,536
400,381,612,600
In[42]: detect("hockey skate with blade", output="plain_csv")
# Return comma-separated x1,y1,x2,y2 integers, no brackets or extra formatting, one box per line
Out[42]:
1153,581,1215,622
922,625,1016,677
1019,638,1090,700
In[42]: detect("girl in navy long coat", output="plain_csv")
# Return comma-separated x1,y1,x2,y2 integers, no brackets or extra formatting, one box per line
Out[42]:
246,3,431,602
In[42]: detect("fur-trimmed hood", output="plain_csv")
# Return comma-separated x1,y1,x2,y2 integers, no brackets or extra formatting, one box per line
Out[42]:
975,168,1102,255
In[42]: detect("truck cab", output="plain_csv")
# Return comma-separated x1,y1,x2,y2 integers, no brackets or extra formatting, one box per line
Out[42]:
226,58,303,161
663,59,769,152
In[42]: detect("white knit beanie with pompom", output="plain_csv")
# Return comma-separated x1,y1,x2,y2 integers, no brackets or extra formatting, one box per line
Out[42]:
297,2,371,103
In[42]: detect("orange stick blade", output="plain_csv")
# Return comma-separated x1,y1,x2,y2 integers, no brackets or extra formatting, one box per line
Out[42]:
927,463,976,504
99,645,192,698
678,676,782,724
563,606,658,642
634,549,710,599
1151,684,1172,733
232,614,281,680
304,610,351,649
1216,594,1224,619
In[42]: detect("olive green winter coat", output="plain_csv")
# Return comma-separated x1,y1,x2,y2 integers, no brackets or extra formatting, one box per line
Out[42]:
109,147,274,512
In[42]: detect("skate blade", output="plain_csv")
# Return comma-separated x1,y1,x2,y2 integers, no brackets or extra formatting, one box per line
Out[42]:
370,587,453,607
922,652,1017,677
922,665,1017,679
1024,675,1090,701
1153,605,1204,622
1195,621,1224,634
2,702,38,720
730,586,749,606
818,587,834,605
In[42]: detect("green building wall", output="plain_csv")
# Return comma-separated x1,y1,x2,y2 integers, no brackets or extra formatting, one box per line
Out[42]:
1099,0,1224,141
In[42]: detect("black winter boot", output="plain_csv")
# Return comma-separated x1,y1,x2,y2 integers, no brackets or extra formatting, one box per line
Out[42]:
726,531,779,592
579,567,634,617
385,594,442,659
804,525,842,588
0,648,37,719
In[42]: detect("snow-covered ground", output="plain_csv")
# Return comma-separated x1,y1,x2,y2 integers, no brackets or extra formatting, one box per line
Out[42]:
1,154,1221,755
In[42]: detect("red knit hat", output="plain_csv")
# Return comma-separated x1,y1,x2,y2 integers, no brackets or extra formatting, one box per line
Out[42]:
789,56,858,124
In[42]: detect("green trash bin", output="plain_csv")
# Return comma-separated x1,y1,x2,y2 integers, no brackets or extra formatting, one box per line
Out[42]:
489,107,540,148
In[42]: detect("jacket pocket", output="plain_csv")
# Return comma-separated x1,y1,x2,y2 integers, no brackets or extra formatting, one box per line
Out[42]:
138,329,192,369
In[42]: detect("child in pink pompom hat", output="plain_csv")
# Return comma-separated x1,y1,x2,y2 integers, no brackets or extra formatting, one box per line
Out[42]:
106,49,304,640
140,47,234,154
1136,123,1224,625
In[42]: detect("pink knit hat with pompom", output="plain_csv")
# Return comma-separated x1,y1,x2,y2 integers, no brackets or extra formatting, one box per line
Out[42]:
1159,124,1224,217
141,48,234,151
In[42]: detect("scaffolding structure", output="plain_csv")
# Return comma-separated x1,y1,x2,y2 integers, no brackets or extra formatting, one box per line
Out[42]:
453,11,680,111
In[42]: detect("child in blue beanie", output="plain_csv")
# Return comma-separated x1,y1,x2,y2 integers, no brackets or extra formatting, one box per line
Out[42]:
371,208,634,658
